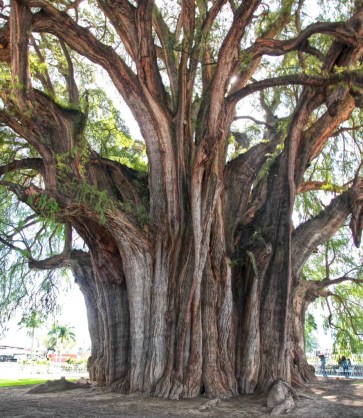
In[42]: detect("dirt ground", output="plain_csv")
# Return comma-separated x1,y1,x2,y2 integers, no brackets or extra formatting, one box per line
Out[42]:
0,377,362,417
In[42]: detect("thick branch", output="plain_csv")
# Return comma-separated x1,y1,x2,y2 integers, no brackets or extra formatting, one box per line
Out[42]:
294,92,356,185
96,0,138,61
9,0,32,108
227,70,363,105
59,39,80,107
0,21,10,63
88,154,147,207
29,1,146,117
224,133,280,247
0,158,45,177
29,247,90,271
296,274,363,307
249,20,361,60
349,178,363,247
153,7,178,104
135,0,168,103
297,181,344,194
207,0,261,135
292,184,363,276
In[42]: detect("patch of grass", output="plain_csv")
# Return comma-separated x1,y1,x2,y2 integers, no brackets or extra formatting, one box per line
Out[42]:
0,378,77,387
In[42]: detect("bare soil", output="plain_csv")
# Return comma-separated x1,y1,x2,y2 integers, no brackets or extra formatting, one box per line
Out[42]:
0,377,362,417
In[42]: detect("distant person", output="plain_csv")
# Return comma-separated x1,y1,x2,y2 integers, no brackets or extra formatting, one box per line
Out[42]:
341,356,349,378
319,354,328,378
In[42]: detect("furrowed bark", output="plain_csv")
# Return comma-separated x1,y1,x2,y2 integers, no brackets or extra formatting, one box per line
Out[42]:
9,0,32,108
1,0,363,402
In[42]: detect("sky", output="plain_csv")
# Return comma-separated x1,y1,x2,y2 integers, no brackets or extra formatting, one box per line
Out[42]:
0,283,90,352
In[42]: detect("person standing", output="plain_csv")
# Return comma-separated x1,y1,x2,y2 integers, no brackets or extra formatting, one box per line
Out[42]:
319,354,328,378
341,356,349,378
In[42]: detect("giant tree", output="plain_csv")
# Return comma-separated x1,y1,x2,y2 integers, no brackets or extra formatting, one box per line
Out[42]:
0,0,363,398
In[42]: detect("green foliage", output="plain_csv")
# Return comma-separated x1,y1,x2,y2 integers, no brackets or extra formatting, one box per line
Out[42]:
0,190,66,336
119,198,149,225
302,229,363,353
304,313,318,352
327,282,363,354
70,180,116,224
28,194,61,221
47,323,76,351
85,87,147,171
19,310,45,337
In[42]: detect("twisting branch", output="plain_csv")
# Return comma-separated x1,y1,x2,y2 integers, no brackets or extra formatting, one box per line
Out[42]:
207,0,261,135
0,158,45,177
325,291,363,336
30,35,55,96
297,181,345,194
247,18,362,61
0,234,25,253
349,178,363,247
96,0,138,62
292,185,360,276
59,39,80,107
152,7,178,104
233,115,273,128
227,70,363,106
135,0,168,103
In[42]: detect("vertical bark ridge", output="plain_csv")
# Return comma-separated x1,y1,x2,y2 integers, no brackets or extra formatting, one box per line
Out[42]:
9,0,32,109
202,200,238,398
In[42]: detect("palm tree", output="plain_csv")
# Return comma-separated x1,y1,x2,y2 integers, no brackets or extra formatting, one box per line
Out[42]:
20,311,44,359
47,324,76,363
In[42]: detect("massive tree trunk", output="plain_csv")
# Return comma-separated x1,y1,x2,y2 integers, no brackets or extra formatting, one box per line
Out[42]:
1,0,363,400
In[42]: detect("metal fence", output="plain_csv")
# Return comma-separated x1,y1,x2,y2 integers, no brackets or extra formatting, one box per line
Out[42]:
307,353,363,378
0,362,88,378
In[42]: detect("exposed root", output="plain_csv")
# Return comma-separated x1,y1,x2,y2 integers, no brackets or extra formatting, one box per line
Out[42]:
270,394,295,416
152,375,173,399
199,397,221,411
28,377,89,394
267,378,298,416
109,375,130,393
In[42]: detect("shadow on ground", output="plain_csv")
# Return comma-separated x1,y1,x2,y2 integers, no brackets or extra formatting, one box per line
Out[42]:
0,377,362,417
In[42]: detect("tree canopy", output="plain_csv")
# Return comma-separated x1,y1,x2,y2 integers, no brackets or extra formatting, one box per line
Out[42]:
0,0,362,399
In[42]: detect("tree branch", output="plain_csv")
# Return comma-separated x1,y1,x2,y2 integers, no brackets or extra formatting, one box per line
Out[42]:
9,0,33,109
247,18,362,61
227,70,363,105
297,181,345,194
0,234,25,254
153,6,178,105
59,39,80,107
30,34,55,96
0,21,10,62
207,0,261,135
292,181,363,276
0,158,45,177
29,1,146,115
233,115,273,128
96,0,138,61
89,154,148,207
324,291,363,336
28,248,89,271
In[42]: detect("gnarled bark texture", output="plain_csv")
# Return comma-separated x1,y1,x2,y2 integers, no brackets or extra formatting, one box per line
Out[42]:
1,0,363,399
